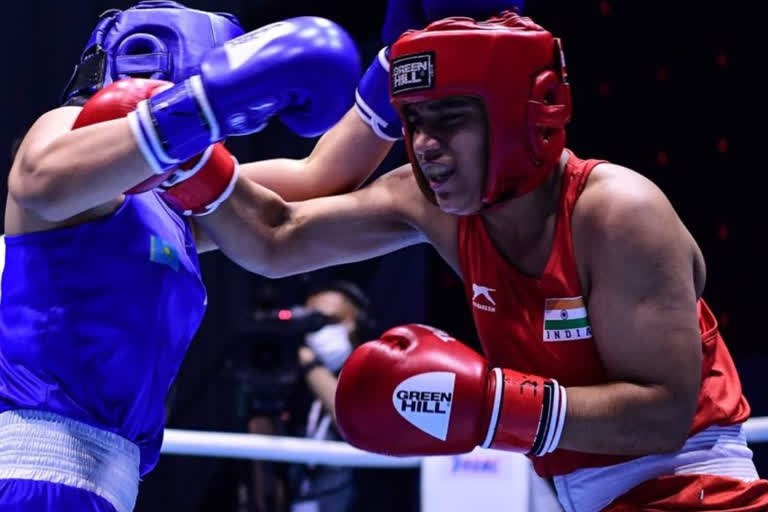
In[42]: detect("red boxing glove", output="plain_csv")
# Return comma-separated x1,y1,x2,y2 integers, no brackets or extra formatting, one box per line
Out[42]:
335,324,567,457
158,142,239,216
72,78,175,194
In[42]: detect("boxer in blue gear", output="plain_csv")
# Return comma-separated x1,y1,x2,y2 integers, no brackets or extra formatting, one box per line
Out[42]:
0,193,204,512
0,1,363,510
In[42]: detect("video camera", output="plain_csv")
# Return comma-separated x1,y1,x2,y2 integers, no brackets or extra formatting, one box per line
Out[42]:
231,306,337,416
245,306,335,339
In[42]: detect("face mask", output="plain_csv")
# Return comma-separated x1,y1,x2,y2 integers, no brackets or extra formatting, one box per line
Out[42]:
304,323,353,372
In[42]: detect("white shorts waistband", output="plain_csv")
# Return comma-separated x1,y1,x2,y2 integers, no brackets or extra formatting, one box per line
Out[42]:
0,409,140,512
553,424,758,512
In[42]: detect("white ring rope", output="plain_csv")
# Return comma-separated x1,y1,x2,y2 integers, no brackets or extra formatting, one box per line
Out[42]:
744,416,768,443
161,416,768,467
161,428,421,467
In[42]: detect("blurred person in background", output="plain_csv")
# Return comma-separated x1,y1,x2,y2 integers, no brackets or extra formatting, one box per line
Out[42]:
288,280,376,512
245,280,378,512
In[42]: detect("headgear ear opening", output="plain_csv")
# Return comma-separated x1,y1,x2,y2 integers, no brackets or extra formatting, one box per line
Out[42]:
61,1,244,105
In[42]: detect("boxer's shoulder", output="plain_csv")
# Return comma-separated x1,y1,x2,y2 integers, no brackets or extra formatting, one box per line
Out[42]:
576,162,674,235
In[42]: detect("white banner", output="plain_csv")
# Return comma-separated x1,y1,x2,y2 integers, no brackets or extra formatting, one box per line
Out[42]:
421,448,532,511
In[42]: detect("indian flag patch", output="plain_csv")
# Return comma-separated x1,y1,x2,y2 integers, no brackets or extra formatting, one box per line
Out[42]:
543,296,592,341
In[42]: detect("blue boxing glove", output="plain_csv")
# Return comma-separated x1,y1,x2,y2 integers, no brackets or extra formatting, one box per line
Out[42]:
355,47,403,141
358,0,525,141
128,17,361,175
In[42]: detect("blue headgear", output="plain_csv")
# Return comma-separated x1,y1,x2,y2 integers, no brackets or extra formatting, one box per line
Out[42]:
62,1,244,105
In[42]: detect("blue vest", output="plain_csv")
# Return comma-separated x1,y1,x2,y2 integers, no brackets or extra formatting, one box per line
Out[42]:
0,193,206,475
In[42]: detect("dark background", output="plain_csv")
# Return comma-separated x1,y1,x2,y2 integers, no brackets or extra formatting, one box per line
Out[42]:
2,1,763,510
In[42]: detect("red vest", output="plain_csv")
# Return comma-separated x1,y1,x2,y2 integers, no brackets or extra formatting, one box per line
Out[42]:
457,150,751,477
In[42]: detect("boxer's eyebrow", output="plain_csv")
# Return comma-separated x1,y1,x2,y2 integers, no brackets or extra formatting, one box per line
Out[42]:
432,98,487,119
402,96,483,123
404,97,478,118
427,97,477,112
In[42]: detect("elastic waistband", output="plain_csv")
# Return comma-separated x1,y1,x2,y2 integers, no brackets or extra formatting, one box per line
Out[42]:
0,410,140,512
553,424,758,512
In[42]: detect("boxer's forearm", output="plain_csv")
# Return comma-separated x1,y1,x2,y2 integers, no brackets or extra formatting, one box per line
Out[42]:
10,110,153,221
557,381,696,455
200,109,397,259
196,169,424,276
239,109,394,201
195,175,290,272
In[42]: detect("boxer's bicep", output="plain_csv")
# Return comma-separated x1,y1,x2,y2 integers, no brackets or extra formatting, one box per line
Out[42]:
9,102,147,223
557,178,702,454
9,108,81,198
587,179,701,414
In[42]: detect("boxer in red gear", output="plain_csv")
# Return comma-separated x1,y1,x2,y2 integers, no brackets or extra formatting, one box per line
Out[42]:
196,11,768,512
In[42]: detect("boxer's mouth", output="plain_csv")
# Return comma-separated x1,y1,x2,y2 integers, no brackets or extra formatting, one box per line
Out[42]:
422,164,455,189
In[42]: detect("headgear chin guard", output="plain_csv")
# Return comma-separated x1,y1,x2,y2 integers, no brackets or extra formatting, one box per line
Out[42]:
389,11,572,207
62,0,244,105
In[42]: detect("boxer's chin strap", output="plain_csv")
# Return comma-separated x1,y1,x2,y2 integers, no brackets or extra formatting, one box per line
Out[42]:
482,368,567,455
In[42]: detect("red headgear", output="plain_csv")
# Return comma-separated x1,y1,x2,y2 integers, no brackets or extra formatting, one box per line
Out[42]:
389,11,572,206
